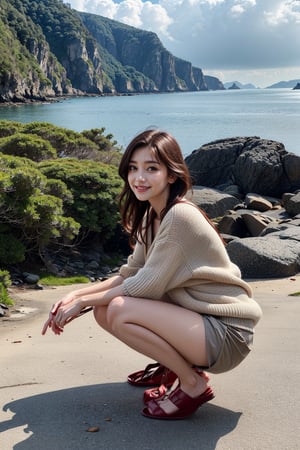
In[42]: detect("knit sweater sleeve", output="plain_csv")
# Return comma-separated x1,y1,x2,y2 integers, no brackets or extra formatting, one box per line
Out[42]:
119,238,145,279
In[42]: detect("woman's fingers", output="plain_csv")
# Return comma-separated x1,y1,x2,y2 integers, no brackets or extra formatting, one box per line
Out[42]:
41,317,52,335
42,298,82,336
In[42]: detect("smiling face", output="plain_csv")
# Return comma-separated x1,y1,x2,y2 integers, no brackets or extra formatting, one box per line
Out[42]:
128,146,175,216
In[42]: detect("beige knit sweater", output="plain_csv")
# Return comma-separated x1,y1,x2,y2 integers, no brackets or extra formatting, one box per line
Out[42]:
120,202,262,325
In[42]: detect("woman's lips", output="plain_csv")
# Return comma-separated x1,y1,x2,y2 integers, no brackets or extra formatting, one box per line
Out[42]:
135,186,150,193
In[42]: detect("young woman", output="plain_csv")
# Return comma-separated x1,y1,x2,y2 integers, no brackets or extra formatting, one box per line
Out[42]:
42,129,262,420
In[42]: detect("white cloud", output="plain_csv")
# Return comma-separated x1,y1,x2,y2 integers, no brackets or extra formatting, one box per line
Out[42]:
64,0,300,85
230,4,245,16
265,0,300,25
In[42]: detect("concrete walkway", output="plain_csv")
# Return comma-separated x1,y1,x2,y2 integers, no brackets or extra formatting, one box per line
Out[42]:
1,277,300,450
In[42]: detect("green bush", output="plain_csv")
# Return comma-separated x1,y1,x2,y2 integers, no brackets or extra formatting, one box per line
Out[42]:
0,120,23,138
0,269,13,306
0,153,80,255
39,158,122,239
0,268,11,287
0,133,57,161
0,120,124,271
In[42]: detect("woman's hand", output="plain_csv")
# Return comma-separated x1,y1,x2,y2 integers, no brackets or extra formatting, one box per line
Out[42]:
41,294,82,335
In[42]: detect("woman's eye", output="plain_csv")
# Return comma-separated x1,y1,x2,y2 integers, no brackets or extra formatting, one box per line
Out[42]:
128,165,137,171
147,166,158,172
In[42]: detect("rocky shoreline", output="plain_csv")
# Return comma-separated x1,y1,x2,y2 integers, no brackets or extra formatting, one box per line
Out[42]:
187,136,300,278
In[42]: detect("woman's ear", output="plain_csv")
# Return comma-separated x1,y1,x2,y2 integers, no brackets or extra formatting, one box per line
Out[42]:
168,174,177,184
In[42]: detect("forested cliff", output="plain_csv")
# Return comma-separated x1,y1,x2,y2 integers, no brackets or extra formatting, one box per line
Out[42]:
0,0,223,103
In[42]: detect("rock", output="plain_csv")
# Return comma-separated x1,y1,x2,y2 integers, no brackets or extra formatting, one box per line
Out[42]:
245,193,273,212
227,235,300,278
260,207,290,221
284,192,300,217
22,272,40,284
186,137,249,188
218,213,249,237
282,153,300,190
185,137,300,196
86,260,100,270
233,141,288,196
222,184,243,198
260,223,289,236
0,303,9,317
192,186,240,218
242,213,272,237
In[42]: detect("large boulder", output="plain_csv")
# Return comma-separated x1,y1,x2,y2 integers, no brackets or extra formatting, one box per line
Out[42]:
226,226,300,278
185,137,300,196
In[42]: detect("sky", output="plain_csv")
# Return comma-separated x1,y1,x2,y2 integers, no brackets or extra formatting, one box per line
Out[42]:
63,0,300,87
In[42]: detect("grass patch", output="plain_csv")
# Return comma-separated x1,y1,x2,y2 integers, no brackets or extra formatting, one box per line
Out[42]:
39,274,90,286
289,291,300,297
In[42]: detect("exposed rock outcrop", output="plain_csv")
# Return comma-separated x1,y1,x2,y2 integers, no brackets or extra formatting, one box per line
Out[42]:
186,137,300,196
204,75,225,90
187,138,300,278
191,185,300,279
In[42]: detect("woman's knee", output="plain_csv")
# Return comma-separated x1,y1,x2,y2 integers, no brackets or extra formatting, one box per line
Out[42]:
93,304,113,331
106,296,128,331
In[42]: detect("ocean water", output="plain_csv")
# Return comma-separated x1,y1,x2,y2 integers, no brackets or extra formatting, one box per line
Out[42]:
0,88,299,157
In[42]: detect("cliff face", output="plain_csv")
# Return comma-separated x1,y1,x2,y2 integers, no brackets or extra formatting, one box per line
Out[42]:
82,14,208,93
204,75,225,90
0,0,222,103
0,0,72,102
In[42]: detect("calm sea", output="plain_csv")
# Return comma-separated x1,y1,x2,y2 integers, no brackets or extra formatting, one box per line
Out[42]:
0,88,299,157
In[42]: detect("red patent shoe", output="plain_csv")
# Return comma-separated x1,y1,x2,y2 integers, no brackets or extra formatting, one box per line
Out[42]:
142,385,215,420
127,363,177,387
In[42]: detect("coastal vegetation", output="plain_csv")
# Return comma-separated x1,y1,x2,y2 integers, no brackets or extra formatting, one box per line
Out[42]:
0,120,123,304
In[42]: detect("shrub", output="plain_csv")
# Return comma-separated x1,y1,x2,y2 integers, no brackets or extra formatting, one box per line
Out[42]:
39,158,122,240
0,269,13,306
0,133,57,161
0,153,80,256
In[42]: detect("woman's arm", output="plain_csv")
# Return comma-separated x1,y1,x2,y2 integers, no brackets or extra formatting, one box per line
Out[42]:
42,275,124,335
65,274,124,299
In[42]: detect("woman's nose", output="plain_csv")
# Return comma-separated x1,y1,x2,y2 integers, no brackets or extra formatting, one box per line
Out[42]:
137,173,145,181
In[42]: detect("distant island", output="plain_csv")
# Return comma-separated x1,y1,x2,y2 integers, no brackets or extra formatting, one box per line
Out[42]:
266,79,300,89
224,81,257,89
223,79,300,90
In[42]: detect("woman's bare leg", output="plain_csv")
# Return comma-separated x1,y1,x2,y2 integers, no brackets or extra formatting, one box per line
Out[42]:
94,296,209,412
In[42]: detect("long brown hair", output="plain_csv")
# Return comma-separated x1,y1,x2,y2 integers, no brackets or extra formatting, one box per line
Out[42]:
118,129,192,245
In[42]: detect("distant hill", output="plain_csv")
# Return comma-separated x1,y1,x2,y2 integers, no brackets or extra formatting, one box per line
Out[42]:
266,79,300,89
223,81,257,89
0,0,225,103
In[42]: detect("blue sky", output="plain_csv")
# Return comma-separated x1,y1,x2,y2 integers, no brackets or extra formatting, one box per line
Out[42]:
64,1,300,87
